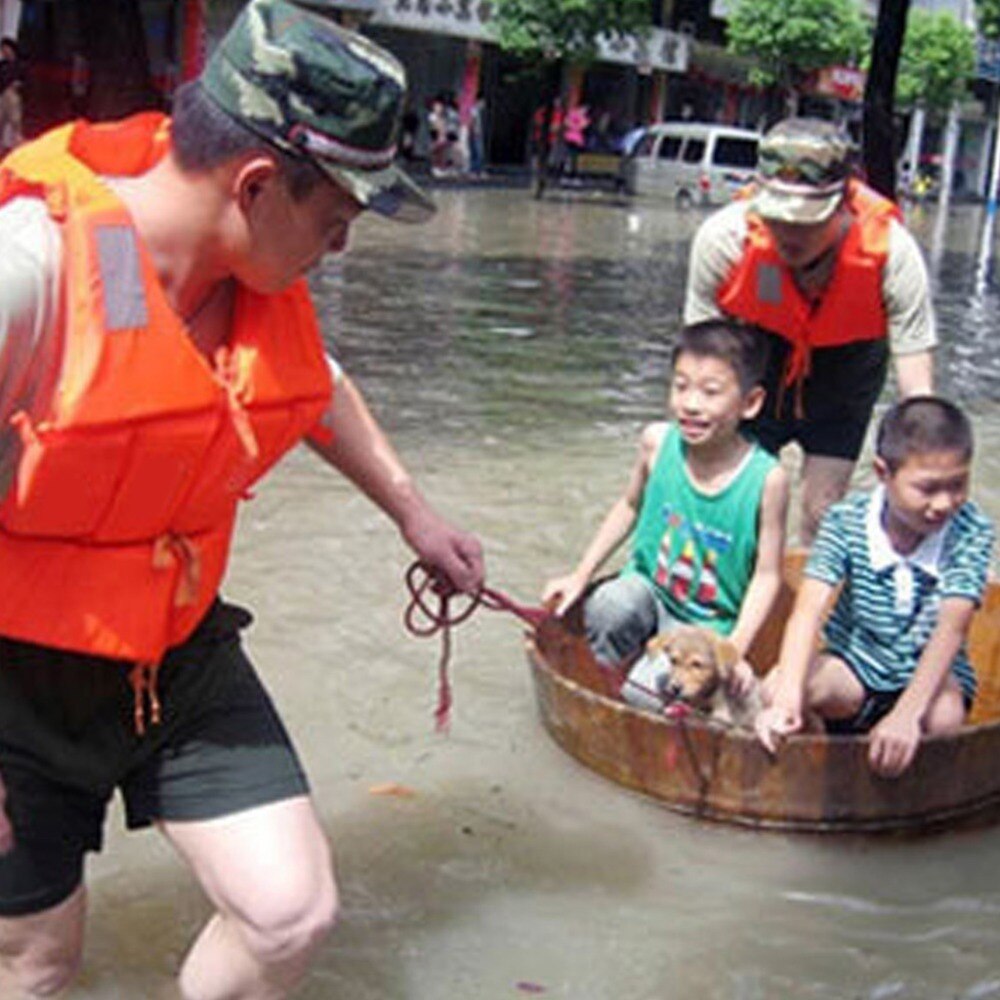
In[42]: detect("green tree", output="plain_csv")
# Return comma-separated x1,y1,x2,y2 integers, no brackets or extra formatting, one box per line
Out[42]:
894,9,975,111
490,0,652,194
490,0,652,64
726,0,869,108
977,0,1000,40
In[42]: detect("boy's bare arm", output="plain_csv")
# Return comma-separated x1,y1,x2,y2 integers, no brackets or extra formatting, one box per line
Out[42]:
728,465,789,659
755,577,835,752
867,596,976,777
542,423,660,614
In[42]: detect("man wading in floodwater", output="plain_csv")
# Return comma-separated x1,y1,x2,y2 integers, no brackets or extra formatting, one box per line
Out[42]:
684,118,936,543
0,2,483,996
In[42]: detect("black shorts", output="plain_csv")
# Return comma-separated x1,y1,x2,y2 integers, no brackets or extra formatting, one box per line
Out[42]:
824,687,902,735
824,672,973,735
746,333,889,461
0,601,309,916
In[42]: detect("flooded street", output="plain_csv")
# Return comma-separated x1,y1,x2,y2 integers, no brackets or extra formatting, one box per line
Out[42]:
77,190,1000,999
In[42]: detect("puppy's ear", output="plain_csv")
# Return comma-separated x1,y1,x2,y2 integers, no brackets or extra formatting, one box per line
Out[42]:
646,632,671,656
712,636,740,677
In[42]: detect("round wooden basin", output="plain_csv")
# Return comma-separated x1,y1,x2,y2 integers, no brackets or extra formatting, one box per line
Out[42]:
526,553,1000,833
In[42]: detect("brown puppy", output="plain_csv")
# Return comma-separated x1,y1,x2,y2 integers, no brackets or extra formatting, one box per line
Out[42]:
645,625,762,728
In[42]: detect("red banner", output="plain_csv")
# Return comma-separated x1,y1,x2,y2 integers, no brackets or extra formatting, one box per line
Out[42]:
181,0,206,83
811,65,866,102
458,41,481,125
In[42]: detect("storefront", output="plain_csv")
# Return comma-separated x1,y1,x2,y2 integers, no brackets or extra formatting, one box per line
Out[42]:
17,0,204,132
675,41,770,128
13,0,689,170
354,0,689,166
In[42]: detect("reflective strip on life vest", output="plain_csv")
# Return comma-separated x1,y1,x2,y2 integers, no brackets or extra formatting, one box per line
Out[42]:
96,225,149,331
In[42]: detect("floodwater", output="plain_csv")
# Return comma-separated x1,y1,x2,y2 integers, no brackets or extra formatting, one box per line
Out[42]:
75,190,1000,999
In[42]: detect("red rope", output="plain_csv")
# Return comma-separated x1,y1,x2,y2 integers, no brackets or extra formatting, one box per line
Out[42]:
403,561,549,731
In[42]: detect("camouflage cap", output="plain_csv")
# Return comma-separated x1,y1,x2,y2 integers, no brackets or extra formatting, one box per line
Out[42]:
201,0,434,223
752,118,853,225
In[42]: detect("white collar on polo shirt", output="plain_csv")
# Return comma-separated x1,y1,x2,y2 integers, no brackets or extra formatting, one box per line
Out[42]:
865,485,947,614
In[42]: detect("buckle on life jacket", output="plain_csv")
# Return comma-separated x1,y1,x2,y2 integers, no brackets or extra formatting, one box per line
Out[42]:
778,338,811,420
214,347,260,460
128,659,161,736
152,532,202,608
137,530,204,736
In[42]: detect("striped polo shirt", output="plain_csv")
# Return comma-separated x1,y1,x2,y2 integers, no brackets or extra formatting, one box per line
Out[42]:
806,487,995,698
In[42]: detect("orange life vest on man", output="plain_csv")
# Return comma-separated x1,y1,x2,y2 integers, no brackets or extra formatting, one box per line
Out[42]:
716,179,902,385
0,114,334,667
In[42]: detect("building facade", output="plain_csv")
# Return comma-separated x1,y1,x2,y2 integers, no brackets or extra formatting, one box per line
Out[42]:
352,0,690,165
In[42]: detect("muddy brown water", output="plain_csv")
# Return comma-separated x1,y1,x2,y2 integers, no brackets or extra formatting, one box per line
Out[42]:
70,191,1000,998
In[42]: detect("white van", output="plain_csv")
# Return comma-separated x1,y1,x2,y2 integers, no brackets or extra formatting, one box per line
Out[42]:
622,123,761,206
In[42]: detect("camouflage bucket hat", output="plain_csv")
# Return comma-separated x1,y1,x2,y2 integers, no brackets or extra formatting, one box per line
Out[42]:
202,0,434,223
752,118,852,225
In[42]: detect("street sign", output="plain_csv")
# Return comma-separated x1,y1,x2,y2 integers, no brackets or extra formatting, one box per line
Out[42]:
977,36,1000,82
812,65,866,101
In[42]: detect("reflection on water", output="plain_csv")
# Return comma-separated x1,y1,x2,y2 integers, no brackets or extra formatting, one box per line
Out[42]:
909,203,1000,406
311,193,693,444
78,191,1000,999
321,194,1000,444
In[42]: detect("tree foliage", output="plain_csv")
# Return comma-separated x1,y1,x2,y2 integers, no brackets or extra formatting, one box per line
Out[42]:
489,0,652,64
977,0,1000,41
726,0,869,92
892,9,975,111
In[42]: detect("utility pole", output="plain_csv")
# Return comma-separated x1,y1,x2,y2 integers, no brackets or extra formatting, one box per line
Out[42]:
980,42,1000,213
989,87,1000,213
939,0,974,215
863,0,912,199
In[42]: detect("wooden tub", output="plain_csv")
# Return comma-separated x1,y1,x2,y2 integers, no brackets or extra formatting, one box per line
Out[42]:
526,554,1000,833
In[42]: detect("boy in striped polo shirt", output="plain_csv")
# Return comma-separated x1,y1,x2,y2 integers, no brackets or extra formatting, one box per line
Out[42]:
756,397,995,777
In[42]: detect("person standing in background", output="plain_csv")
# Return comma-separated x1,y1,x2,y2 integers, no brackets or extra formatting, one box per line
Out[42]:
0,38,24,154
466,95,486,178
69,50,90,118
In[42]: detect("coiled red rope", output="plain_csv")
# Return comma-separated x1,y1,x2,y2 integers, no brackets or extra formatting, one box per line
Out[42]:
403,560,549,731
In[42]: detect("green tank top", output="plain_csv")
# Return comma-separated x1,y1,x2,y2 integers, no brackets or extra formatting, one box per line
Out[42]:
625,423,777,635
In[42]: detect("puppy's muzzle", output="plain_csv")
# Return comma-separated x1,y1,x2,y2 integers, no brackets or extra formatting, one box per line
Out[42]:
656,674,683,703
657,673,720,709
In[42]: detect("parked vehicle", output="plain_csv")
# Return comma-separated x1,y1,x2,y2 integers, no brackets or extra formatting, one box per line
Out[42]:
621,122,761,206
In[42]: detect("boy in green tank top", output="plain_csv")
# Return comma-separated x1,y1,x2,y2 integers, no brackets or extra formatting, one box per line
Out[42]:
543,321,789,710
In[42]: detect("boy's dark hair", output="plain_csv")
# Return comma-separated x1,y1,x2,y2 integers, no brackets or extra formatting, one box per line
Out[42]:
671,320,768,392
875,395,973,472
170,81,326,202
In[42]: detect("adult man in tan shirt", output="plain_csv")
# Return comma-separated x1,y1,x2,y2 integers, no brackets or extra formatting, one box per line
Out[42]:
685,118,935,542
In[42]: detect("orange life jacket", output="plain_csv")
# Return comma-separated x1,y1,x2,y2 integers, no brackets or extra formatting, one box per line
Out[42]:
0,114,334,674
717,179,901,385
